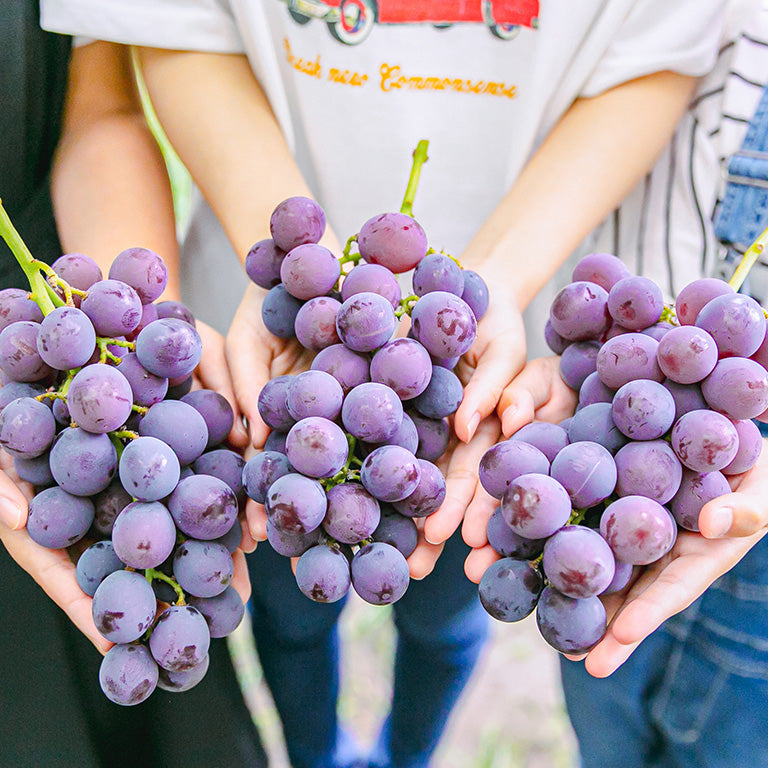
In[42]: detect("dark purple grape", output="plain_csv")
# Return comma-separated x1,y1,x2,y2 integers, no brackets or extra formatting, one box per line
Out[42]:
157,654,209,693
486,508,546,559
600,496,677,565
76,541,124,597
501,473,572,539
112,500,177,569
370,338,432,400
135,318,202,379
156,300,196,327
663,379,708,422
412,365,463,418
140,400,208,465
93,479,132,536
286,370,344,422
409,412,451,462
99,644,158,706
351,541,409,605
80,279,142,337
215,519,242,554
364,411,419,456
242,451,292,505
614,440,682,504
545,319,570,355
265,473,326,534
294,544,351,603
460,270,489,320
543,526,615,598
549,281,610,342
357,212,427,274
479,558,543,621
14,452,54,487
336,292,396,352
119,436,180,502
669,469,731,531
269,196,326,252
323,482,380,544
192,449,245,505
51,396,71,426
67,363,133,433
392,459,446,518
125,301,158,343
26,486,94,548
412,252,464,297
181,389,235,448
165,375,193,400
0,321,53,382
266,519,322,556
341,263,401,309
342,382,403,443
149,605,210,672
311,344,370,394
601,560,633,595
168,474,239,539
92,570,157,643
49,427,117,495
245,238,286,289
361,445,421,503
36,307,96,370
559,341,600,391
116,352,168,407
188,586,245,638
479,440,550,500
173,539,233,598
286,416,348,478
256,375,296,432
606,276,663,330
0,288,43,330
536,586,607,654
372,509,418,558
0,396,55,458
572,252,631,292
577,372,615,408
294,296,341,351
566,403,627,455
411,291,477,358
109,247,168,304
0,381,44,410
264,430,288,454
262,284,303,338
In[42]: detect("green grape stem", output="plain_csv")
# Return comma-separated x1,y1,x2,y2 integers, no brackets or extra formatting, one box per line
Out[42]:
395,294,420,318
400,140,429,217
729,223,768,292
145,568,186,606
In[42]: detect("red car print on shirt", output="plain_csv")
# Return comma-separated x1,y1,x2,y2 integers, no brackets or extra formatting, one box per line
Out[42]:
282,0,540,45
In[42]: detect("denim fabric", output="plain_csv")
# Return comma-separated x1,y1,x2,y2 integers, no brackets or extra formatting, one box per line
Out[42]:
560,537,768,768
247,530,490,768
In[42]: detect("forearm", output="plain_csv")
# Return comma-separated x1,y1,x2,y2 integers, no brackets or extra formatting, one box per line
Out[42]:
463,71,698,308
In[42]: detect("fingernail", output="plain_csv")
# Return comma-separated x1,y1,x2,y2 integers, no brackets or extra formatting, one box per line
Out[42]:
424,534,441,545
0,497,23,529
466,412,481,441
708,506,733,538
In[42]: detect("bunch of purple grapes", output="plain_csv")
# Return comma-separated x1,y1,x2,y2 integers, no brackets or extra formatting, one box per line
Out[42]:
242,195,488,605
0,250,248,706
478,252,767,655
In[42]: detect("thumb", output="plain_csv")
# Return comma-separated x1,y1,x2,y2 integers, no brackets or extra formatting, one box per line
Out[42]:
0,470,28,530
699,491,768,539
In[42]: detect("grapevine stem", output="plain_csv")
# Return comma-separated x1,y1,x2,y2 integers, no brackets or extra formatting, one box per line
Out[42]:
729,224,768,292
145,568,186,605
400,140,429,217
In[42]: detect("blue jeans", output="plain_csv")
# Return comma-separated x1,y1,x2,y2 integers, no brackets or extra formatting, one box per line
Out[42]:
247,531,490,768
560,537,768,768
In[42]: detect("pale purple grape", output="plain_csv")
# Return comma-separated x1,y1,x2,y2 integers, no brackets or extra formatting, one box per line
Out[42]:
139,400,208,465
294,296,341,351
67,363,133,433
265,473,327,534
611,379,675,440
296,544,351,603
135,318,202,379
286,416,348,478
0,381,44,410
357,212,427,273
266,519,322,556
168,474,239,539
412,252,464,297
604,322,629,341
696,293,766,358
723,419,762,475
311,344,370,394
245,238,286,289
572,252,631,292
93,479,132,535
479,440,550,500
409,412,451,462
536,587,607,654
117,352,168,406
361,445,421,503
501,473,572,539
242,451,292,504
614,440,682,504
701,357,768,420
52,396,70,426
0,321,52,381
351,541,409,605
479,558,543,622
411,291,477,358
181,389,235,447
92,570,157,643
663,379,708,422
0,396,55,458
125,301,158,343
49,427,117,495
669,469,731,531
341,263,402,309
641,321,675,342
14,453,54,487
372,510,418,558
365,411,419,455
596,333,663,389
486,508,546,559
370,339,432,400
412,365,463,418
601,560,633,594
119,436,180,502
173,539,233,598
188,586,245,638
262,284,303,338
559,341,600,390
76,541,124,597
336,292,396,352
264,430,288,454
26,486,94,548
657,325,718,384
111,500,176,569
342,382,403,443
270,196,326,252
0,288,43,330
215,519,243,554
545,319,570,355
156,300,196,327
510,423,568,463
607,276,663,330
550,442,617,509
566,402,627,455
36,306,96,370
192,449,246,506
286,370,344,421
543,526,615,599
322,482,381,544
391,459,446,519
109,247,167,304
157,654,210,693
150,605,210,672
257,376,296,432
99,644,158,706
600,496,677,565
280,244,340,301
675,278,734,325
671,410,739,472
461,270,489,320
81,279,142,337
549,281,610,341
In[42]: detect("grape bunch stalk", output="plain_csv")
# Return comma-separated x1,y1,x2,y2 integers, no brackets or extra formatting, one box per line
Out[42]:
477,239,768,655
241,140,490,605
0,202,249,706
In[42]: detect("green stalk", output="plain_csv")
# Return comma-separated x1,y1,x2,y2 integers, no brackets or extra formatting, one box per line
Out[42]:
400,140,429,217
729,224,768,292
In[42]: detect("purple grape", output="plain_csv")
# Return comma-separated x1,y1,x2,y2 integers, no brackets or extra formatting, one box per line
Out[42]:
280,244,340,301
51,396,70,426
412,252,464,297
361,445,421,503
150,605,210,672
49,427,117,495
92,570,157,643
641,321,675,342
701,357,768,420
93,479,132,536
311,344,370,394
215,519,242,554
166,375,193,400
36,307,96,370
135,318,202,379
671,410,739,472
509,423,568,464
341,382,403,443
663,379,708,422
80,279,142,337
125,301,158,342
559,341,600,391
606,276,663,330
296,544,351,603
358,212,427,274
614,440,682,504
412,365,463,418
14,452,54,487
723,419,762,475
0,288,43,330
0,396,55,458
600,496,677,565
543,526,615,599
286,370,344,421
181,389,235,448
270,196,326,252
264,430,288,454
657,325,718,384
351,541,409,605
602,560,633,594
501,473,572,539
479,439,550,500
572,252,631,292
242,451,292,505
669,469,731,531
139,400,208,465
76,541,124,597
0,321,53,382
266,519,322,556
168,474,239,539
611,379,675,440
99,644,158,706
550,441,617,509
294,296,341,351
549,281,610,341
409,412,451,462
392,459,446,518
262,284,303,338
336,292,396,352
676,278,734,326
696,293,766,358
119,436,180,502
341,263,402,309
192,449,246,505
545,319,570,355
109,247,168,304
256,376,296,434
188,586,245,638
265,472,327,534
156,300,196,327
112,500,177,568
0,381,44,410
536,587,607,654
479,558,543,622
26,486,94,548
157,654,210,693
596,333,663,389
245,238,286,289
286,416,348,478
372,510,418,558
323,482,381,544
486,508,546,559
67,363,133,433
460,270,490,320
365,411,419,455
411,291,477,358
116,352,168,407
566,402,627,455
173,539,233,598
370,338,432,401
